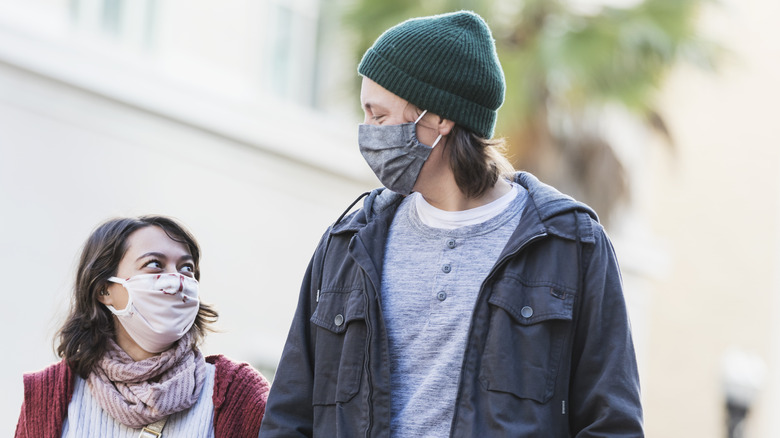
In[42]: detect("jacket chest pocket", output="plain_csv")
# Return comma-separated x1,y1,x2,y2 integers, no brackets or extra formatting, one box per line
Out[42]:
479,277,574,403
310,288,367,405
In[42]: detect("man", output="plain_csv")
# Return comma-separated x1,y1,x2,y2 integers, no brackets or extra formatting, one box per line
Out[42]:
260,10,643,437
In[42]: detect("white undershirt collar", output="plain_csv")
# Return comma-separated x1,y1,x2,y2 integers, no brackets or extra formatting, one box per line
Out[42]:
414,183,523,230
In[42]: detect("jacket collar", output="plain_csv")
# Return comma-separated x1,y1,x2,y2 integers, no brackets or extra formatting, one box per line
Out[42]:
330,171,598,243
330,187,403,235
514,171,598,244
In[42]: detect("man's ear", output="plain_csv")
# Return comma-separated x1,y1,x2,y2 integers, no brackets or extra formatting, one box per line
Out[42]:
437,117,455,137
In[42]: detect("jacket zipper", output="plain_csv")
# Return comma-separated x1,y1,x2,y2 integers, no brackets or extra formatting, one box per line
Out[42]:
352,234,379,438
449,230,548,437
364,285,375,438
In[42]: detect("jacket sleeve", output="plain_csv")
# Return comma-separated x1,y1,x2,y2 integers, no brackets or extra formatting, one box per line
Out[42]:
258,232,327,438
569,223,644,437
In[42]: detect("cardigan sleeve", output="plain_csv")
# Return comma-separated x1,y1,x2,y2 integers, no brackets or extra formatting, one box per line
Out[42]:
208,354,271,438
15,360,73,438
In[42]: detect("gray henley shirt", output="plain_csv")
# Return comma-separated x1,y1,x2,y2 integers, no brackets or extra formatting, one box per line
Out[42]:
381,187,527,437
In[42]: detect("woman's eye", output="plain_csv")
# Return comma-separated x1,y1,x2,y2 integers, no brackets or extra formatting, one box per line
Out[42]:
143,260,162,269
180,264,195,275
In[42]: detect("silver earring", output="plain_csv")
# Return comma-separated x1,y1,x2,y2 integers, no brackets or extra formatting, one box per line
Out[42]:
99,290,109,296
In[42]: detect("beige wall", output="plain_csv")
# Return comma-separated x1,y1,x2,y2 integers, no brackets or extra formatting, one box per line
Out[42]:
642,0,780,436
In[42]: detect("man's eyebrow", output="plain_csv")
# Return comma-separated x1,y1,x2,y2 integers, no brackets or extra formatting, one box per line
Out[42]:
363,101,388,112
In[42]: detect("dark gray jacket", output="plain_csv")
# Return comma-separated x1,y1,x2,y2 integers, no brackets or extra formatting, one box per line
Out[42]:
260,172,643,437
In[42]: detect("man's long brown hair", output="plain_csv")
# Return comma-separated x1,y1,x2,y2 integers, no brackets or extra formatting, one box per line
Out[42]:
446,124,515,198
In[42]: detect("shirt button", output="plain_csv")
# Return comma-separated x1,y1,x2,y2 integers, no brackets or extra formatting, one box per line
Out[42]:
442,264,452,273
437,291,447,301
521,306,534,318
334,314,344,326
446,239,456,249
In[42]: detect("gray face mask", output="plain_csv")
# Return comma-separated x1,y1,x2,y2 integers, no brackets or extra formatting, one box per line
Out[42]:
358,110,443,195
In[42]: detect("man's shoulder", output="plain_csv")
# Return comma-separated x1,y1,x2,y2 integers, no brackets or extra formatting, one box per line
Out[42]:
515,172,600,244
330,188,404,234
516,172,598,223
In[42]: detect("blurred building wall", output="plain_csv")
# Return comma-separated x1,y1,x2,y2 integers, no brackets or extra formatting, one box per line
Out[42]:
642,0,780,436
0,0,375,435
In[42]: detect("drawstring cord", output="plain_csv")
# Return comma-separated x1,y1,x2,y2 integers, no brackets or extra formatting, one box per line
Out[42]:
316,192,370,302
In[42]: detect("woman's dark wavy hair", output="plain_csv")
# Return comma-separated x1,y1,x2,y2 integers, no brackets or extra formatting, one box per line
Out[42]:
56,215,218,378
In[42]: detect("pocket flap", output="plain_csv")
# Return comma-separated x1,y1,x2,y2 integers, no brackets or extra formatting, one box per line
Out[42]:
488,277,574,325
311,289,366,334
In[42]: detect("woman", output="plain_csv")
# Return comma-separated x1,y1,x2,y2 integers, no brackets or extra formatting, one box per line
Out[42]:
15,216,269,437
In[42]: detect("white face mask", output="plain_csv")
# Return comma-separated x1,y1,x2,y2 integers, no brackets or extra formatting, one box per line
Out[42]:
106,273,200,353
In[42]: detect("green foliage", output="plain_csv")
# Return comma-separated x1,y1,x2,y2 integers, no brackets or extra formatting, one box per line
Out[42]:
341,0,719,221
343,0,716,133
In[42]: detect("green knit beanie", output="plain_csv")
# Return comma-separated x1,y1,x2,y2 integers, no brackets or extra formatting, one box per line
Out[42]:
358,10,505,139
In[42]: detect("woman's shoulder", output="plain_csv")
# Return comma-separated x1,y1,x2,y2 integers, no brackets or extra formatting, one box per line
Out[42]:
22,359,73,394
205,354,269,437
205,354,266,379
17,360,74,438
206,354,270,404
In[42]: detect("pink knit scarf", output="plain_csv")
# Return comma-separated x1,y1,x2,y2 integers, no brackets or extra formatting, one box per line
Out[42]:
87,331,207,428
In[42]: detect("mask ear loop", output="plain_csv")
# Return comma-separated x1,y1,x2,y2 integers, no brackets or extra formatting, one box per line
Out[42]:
105,276,133,314
415,109,443,148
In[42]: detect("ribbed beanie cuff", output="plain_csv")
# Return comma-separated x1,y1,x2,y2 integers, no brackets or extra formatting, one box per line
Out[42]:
358,11,505,139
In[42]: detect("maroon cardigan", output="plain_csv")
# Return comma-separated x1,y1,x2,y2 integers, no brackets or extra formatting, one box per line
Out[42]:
15,355,270,438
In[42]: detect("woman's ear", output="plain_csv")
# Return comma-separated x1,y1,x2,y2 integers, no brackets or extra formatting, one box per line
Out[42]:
96,290,110,305
96,283,114,306
437,117,455,137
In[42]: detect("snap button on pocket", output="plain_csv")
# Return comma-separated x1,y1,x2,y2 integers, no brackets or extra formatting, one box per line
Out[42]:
483,279,575,403
334,314,344,326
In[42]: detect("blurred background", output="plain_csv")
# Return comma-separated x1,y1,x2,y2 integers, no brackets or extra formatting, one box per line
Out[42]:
1,0,777,436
